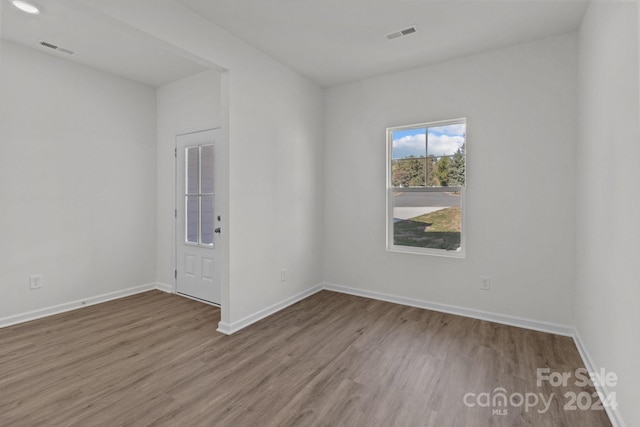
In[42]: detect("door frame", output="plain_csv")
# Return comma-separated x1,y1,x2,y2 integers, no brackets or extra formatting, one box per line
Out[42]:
174,127,221,307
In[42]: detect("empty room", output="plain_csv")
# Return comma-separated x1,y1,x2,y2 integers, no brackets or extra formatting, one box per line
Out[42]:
1,0,638,426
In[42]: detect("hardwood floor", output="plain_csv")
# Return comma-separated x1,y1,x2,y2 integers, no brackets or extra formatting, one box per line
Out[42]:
0,290,611,426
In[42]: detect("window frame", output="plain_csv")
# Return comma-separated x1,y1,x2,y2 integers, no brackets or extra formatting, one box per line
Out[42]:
386,118,466,258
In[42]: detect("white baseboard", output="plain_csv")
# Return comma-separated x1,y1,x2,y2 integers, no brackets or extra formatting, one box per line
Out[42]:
216,284,323,335
322,282,574,336
572,330,626,427
216,321,232,335
0,282,167,329
155,282,174,294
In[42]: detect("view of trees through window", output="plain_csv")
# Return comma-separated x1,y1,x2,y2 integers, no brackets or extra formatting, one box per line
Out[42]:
388,120,466,255
391,148,465,188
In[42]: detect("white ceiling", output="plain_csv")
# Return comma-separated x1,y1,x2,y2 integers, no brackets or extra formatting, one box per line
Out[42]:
178,0,589,87
1,0,589,88
0,0,209,87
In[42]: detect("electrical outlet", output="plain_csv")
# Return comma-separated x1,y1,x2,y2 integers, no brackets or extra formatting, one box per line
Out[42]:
281,269,287,282
29,275,43,290
480,276,490,291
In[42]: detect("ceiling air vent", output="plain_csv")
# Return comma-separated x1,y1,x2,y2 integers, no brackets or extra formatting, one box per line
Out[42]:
39,41,75,55
386,25,418,40
57,47,75,55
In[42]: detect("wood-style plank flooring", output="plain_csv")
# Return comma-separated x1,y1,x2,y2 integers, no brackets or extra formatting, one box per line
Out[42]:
0,291,612,426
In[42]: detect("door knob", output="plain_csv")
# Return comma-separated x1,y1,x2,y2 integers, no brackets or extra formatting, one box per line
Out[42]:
214,227,221,234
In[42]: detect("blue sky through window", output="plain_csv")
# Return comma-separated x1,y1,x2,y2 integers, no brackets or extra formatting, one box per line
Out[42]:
392,123,465,159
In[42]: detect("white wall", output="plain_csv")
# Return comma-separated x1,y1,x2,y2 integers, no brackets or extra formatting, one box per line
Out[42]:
0,41,157,319
156,69,222,287
77,0,325,326
324,34,578,327
577,2,640,426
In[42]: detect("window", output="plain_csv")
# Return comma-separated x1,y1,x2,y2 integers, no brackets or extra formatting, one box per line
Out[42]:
185,144,214,246
386,118,466,257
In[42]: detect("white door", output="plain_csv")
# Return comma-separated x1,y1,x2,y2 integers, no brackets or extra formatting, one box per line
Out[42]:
176,129,220,305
